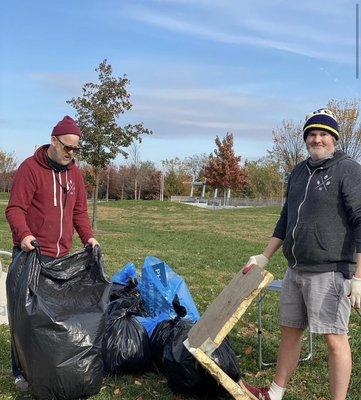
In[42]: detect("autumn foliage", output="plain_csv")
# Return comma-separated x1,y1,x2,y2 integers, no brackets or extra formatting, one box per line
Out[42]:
204,133,246,191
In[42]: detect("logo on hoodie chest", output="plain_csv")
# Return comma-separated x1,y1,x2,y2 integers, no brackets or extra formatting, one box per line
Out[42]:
67,179,75,195
314,174,332,192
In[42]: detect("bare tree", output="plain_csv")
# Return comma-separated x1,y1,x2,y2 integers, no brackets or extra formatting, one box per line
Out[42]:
137,161,161,200
327,98,361,161
127,142,141,199
0,150,17,192
267,120,306,172
184,153,208,181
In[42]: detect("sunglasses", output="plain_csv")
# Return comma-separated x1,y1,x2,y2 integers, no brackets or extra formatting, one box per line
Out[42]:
55,136,82,153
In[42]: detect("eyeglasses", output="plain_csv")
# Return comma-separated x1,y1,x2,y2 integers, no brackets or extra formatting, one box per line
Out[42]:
55,136,81,153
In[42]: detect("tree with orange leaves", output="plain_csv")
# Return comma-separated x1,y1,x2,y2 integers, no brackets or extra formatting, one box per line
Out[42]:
204,133,246,200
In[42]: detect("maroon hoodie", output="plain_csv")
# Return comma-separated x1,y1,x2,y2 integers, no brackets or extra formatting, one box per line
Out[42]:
6,145,93,257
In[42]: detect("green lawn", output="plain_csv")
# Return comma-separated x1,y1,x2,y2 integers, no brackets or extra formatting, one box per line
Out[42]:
0,200,360,400
0,192,9,202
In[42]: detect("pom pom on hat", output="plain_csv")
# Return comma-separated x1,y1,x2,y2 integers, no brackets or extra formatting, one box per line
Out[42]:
303,108,339,141
52,116,82,138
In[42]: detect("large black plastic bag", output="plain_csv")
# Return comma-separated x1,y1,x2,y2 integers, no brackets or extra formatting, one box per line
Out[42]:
6,245,110,400
102,303,151,374
152,318,240,396
103,281,150,375
150,296,187,368
108,281,147,316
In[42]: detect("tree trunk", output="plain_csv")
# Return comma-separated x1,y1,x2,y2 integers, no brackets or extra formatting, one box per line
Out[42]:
226,188,231,205
92,170,99,230
106,168,110,202
134,178,137,200
121,183,124,200
138,184,142,200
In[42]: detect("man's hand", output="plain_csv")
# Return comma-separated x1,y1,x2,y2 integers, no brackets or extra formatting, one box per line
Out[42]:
21,235,37,252
242,254,269,274
350,276,361,308
87,237,99,248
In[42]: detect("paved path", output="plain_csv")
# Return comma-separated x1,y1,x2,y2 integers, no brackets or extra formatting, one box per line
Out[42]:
0,269,8,325
0,251,11,325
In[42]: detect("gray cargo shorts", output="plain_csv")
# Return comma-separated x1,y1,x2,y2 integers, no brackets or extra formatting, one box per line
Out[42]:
279,267,351,334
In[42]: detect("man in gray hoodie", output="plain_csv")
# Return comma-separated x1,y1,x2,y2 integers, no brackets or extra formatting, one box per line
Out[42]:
242,109,361,400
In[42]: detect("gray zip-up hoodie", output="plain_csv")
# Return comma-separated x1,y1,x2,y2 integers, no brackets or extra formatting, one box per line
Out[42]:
273,150,361,278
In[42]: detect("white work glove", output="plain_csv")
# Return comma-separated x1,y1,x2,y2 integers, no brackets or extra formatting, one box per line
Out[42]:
350,277,361,309
242,254,269,274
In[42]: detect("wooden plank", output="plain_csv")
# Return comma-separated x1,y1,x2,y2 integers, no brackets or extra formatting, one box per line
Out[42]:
187,266,273,351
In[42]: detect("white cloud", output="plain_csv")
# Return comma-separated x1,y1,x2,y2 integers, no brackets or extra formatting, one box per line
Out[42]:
124,3,353,64
26,72,95,94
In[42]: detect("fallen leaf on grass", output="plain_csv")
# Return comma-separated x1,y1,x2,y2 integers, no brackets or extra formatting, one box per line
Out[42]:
244,346,253,355
113,387,122,396
134,379,142,386
255,370,267,378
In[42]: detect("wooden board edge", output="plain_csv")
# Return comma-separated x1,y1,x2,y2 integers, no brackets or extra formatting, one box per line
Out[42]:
213,271,273,345
186,344,253,400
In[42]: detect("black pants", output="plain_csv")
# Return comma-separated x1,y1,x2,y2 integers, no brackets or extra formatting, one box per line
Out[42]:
11,246,55,378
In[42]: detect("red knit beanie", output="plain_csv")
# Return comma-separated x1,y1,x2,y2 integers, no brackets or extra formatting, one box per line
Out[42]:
52,116,82,137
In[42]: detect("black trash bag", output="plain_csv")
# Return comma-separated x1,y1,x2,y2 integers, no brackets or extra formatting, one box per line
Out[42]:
161,319,241,396
102,304,151,374
108,281,147,316
6,244,110,400
211,336,240,383
163,319,215,395
150,296,192,370
150,318,175,369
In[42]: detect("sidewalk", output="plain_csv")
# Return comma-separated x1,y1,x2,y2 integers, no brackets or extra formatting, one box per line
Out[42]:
0,269,8,324
0,251,11,325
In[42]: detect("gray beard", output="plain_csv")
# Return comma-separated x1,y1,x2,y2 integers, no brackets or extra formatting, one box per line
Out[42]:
308,153,334,167
307,146,335,162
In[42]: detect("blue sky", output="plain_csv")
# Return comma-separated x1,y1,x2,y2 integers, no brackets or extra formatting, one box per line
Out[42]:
0,0,359,167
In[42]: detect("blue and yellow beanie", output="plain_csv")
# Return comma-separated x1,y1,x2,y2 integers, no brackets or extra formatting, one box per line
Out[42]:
303,108,339,141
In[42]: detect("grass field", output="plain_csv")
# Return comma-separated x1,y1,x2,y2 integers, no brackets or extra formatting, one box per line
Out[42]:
0,192,9,202
0,200,360,400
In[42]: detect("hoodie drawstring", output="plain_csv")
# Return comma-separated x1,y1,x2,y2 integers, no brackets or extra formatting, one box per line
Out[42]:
52,170,57,207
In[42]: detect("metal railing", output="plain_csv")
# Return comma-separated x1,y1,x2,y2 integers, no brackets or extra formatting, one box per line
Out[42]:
170,196,282,207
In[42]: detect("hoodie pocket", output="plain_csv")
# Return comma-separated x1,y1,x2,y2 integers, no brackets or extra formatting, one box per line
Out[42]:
282,233,294,261
294,223,329,264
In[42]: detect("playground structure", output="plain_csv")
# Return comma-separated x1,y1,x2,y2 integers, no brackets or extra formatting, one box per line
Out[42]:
172,180,281,208
188,181,232,206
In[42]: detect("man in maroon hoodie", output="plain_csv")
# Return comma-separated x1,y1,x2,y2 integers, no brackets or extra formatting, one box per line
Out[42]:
5,115,98,389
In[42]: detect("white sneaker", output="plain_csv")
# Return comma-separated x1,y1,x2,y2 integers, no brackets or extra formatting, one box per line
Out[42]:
14,375,29,390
